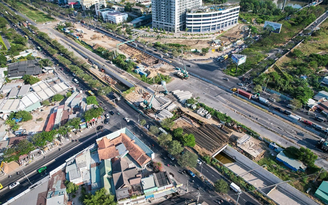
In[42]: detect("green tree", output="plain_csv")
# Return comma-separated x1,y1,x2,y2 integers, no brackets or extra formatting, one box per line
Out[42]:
178,151,197,168
84,107,103,121
15,111,32,121
201,47,209,55
65,181,79,194
39,58,53,67
173,128,184,140
290,98,302,110
214,179,229,193
182,133,196,147
253,84,262,93
83,188,116,205
158,133,172,147
298,147,317,166
149,126,160,135
52,94,64,102
140,119,147,126
68,117,81,129
66,92,72,98
5,119,15,127
160,118,175,130
22,75,40,85
292,49,303,58
167,140,183,156
12,124,19,131
86,96,98,105
98,86,112,95
172,50,179,57
16,139,35,156
41,100,50,106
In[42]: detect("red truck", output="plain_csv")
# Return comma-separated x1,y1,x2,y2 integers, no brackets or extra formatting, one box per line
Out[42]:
237,89,252,99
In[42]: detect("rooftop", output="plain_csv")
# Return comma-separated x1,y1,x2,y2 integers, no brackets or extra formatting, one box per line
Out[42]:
112,158,141,190
7,60,41,78
97,131,151,166
237,134,265,159
188,4,240,14
154,171,172,188
277,151,306,171
315,181,328,203
141,175,156,191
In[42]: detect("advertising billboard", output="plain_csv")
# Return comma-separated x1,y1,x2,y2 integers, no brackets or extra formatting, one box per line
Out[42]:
264,21,282,34
232,54,247,66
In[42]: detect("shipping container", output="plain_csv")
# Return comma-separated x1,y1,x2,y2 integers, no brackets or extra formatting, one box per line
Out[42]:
237,89,252,99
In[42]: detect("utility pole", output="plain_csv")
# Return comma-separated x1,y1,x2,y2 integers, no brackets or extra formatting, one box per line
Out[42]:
236,192,241,205
314,167,323,182
21,167,32,185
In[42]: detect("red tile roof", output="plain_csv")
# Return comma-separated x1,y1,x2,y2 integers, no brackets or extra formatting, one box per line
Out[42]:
45,113,57,132
97,133,151,166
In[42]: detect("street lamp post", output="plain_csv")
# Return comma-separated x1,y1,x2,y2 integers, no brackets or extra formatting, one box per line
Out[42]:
20,167,32,185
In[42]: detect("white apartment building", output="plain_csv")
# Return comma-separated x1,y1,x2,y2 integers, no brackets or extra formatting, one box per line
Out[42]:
100,10,128,24
81,0,106,10
186,5,240,33
151,0,202,33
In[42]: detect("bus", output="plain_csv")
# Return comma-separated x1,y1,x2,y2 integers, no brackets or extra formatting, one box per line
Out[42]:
87,90,95,96
230,182,242,193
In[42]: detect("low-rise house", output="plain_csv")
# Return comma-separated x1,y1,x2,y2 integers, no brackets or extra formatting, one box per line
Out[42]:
276,151,306,172
314,91,328,101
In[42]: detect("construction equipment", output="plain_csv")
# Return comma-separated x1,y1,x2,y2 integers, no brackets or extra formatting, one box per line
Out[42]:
115,39,135,58
175,59,189,80
157,73,168,95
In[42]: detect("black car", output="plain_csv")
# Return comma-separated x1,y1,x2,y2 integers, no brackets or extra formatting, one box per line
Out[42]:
96,125,103,130
104,118,109,124
284,110,292,115
109,110,114,115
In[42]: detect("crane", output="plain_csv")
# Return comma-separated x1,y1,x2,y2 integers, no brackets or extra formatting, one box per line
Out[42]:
157,73,168,95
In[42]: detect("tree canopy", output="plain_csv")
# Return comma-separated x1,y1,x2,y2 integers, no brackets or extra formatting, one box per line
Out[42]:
158,133,172,147
65,181,79,194
167,140,183,156
83,188,116,205
178,151,198,168
84,107,103,122
52,94,64,102
149,126,160,135
22,75,40,85
284,146,317,166
214,179,229,193
181,133,196,147
86,96,98,105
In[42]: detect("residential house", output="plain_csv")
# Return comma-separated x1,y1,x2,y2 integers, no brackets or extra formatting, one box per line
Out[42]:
314,91,328,101
47,170,68,205
112,158,142,201
276,151,306,172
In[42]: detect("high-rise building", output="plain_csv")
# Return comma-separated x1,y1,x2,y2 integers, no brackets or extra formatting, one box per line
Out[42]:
151,0,202,33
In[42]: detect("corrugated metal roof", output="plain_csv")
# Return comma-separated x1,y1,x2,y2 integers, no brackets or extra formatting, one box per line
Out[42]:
31,84,42,92
315,181,328,202
7,87,19,99
44,88,55,97
2,100,13,110
36,90,48,100
7,60,41,78
26,92,40,103
9,99,20,110
0,82,23,94
17,85,30,97
25,102,41,112
52,84,63,93
58,82,69,91
21,95,33,107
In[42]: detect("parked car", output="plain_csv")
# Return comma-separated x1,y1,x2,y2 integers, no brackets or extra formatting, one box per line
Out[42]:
187,169,196,178
284,110,292,115
123,117,130,122
97,125,103,130
168,154,175,161
9,181,20,189
237,83,243,86
105,114,110,119
197,159,202,165
223,78,229,81
109,110,114,115
104,118,109,124
73,78,79,84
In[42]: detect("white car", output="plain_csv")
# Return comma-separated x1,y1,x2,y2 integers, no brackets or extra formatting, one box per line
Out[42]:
197,159,202,165
9,181,20,189
73,78,79,84
124,117,130,122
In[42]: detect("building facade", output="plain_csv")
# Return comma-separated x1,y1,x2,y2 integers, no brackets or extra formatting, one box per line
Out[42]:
186,5,240,33
151,0,202,33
